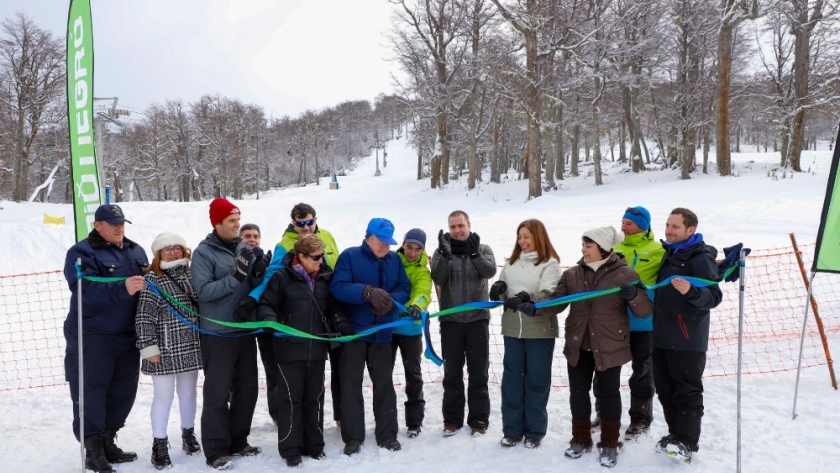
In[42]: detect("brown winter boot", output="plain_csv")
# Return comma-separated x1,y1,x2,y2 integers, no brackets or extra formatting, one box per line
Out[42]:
597,420,623,468
564,419,593,459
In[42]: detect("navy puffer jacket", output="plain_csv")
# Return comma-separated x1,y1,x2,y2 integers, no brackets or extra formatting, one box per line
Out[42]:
329,241,411,344
64,229,149,335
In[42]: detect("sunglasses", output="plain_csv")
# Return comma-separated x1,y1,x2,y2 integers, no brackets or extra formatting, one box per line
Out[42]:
305,253,325,261
161,246,183,255
625,207,644,216
294,218,316,228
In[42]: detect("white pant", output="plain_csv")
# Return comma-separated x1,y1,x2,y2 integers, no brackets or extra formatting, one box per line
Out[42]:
150,371,199,439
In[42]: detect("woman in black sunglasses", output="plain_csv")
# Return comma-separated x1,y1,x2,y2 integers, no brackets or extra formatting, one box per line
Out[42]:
254,234,347,468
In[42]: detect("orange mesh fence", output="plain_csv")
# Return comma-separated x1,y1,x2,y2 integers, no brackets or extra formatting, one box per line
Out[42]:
2,243,837,392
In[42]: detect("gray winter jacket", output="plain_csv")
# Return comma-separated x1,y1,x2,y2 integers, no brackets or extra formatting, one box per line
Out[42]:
191,232,264,334
431,243,497,323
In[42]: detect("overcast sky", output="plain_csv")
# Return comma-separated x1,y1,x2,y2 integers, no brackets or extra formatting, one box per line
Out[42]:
0,0,398,120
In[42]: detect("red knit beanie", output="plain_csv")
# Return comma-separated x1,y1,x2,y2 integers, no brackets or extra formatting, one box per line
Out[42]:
209,198,240,226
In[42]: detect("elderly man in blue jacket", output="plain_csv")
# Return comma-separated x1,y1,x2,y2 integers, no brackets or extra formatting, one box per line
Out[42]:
330,217,411,456
63,204,149,473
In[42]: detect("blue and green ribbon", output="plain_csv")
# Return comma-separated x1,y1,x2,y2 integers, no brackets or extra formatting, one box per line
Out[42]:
74,263,740,368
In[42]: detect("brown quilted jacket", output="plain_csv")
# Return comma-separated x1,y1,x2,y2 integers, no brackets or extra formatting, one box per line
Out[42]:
537,252,653,371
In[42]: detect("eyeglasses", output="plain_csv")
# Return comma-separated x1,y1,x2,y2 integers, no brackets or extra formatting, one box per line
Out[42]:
161,246,183,255
294,218,316,228
305,253,325,261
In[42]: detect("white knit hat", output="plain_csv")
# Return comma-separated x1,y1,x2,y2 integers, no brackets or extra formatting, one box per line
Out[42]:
151,232,189,254
582,226,623,252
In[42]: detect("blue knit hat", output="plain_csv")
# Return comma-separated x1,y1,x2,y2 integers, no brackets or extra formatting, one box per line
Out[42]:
403,228,426,249
623,206,651,231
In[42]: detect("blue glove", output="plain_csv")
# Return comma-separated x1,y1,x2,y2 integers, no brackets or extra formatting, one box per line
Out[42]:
718,243,751,282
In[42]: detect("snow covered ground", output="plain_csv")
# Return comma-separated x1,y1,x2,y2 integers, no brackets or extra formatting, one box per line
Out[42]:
1,137,839,472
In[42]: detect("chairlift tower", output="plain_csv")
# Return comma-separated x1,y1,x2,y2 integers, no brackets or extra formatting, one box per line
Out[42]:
93,97,130,202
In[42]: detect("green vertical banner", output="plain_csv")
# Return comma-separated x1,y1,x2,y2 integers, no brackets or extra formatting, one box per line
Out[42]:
66,0,101,242
813,123,840,273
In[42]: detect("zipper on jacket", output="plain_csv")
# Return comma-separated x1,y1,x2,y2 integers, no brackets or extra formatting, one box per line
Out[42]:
677,314,690,339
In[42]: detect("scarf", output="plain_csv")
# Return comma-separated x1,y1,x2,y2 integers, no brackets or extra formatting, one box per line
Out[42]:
662,233,704,254
450,238,468,255
585,258,609,272
211,229,240,252
292,255,317,293
160,258,188,270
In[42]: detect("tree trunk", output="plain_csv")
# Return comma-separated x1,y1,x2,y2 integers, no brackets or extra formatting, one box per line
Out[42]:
592,77,604,186
430,154,442,188
491,110,501,183
417,148,422,180
556,97,565,181
716,18,733,176
12,110,28,202
524,26,541,199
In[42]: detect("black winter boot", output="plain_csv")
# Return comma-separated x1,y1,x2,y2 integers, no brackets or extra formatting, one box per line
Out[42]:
84,436,115,473
103,429,138,463
151,437,171,470
181,427,201,456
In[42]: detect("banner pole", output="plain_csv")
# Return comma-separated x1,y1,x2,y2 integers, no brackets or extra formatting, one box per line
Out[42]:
792,271,816,420
736,249,746,473
77,257,85,471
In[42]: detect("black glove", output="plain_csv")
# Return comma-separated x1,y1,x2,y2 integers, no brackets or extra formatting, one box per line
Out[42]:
437,229,452,259
333,313,355,336
407,305,422,319
718,243,751,282
233,246,253,282
619,283,637,301
516,302,537,317
252,250,272,278
252,246,264,261
233,296,258,322
466,232,481,258
363,285,395,315
504,291,531,311
489,280,507,301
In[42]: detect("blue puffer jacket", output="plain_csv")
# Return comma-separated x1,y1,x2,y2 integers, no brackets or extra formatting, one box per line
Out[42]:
330,241,411,343
64,229,149,335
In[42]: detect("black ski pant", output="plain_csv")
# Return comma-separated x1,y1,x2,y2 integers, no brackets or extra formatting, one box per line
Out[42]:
275,360,325,459
568,350,622,423
593,330,655,426
652,348,705,451
257,332,280,423
340,340,398,445
440,320,490,429
64,326,140,441
329,346,342,422
500,336,554,440
200,334,259,464
391,333,425,429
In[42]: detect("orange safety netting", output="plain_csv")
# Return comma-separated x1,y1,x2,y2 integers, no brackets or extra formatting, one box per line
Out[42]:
1,243,837,392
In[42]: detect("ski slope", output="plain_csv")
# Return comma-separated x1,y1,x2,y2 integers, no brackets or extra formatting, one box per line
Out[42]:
0,137,838,471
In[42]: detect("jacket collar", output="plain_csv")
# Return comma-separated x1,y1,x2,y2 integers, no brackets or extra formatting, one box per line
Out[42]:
361,239,392,262
575,251,626,270
397,248,428,268
662,233,704,254
88,229,138,250
622,230,656,247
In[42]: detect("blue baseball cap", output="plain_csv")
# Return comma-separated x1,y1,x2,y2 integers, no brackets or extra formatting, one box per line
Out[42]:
623,206,650,231
95,204,132,225
366,218,397,245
